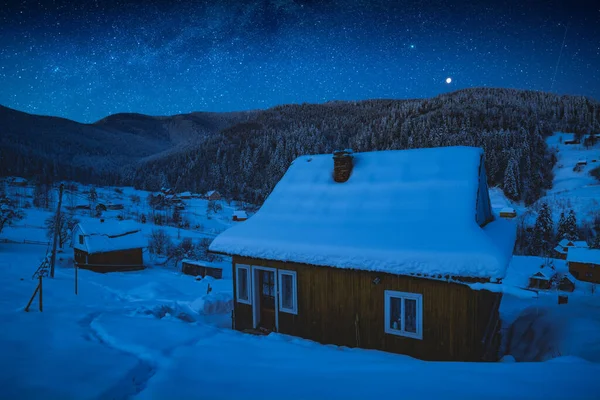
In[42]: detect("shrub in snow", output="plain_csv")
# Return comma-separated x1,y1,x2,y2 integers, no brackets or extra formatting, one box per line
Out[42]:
148,229,172,256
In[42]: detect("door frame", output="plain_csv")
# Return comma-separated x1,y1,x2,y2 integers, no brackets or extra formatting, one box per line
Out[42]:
251,265,279,331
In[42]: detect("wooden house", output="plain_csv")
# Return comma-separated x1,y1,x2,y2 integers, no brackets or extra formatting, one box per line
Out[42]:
499,207,517,219
558,275,575,292
577,158,587,166
567,248,600,284
232,210,248,222
72,220,145,273
209,147,516,361
554,238,589,260
179,191,193,200
181,259,223,279
205,190,221,201
528,271,551,290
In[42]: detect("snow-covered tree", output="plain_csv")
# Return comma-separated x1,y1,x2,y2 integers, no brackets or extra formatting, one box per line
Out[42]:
531,202,554,256
556,212,567,241
45,213,79,248
564,209,578,241
0,195,23,235
503,156,520,200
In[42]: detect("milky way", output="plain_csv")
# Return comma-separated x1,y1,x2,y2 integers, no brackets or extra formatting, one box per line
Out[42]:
1,0,599,123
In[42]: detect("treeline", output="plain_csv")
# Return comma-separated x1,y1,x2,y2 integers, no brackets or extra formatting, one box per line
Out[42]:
128,88,600,205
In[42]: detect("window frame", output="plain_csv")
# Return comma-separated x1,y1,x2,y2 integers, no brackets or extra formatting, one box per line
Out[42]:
278,270,298,315
235,264,251,305
384,290,423,340
79,235,84,245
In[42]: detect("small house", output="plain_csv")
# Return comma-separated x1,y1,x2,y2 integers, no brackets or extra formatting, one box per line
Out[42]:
576,158,587,166
209,146,516,361
564,135,580,145
528,271,551,290
558,275,575,292
499,207,517,219
567,248,600,284
179,191,193,200
107,203,124,211
181,259,223,279
72,220,145,273
554,238,589,260
232,210,248,222
205,190,221,201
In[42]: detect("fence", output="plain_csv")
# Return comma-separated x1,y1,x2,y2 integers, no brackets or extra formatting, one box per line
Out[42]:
0,238,51,246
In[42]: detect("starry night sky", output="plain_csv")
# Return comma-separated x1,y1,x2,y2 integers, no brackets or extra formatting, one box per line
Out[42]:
1,0,599,123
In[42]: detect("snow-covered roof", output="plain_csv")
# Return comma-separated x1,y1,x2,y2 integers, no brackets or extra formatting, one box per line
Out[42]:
179,191,192,197
567,248,600,265
530,271,550,280
210,147,516,280
206,190,218,196
554,245,567,254
233,210,248,219
558,239,588,248
85,231,146,254
500,207,516,214
181,259,223,269
74,220,145,254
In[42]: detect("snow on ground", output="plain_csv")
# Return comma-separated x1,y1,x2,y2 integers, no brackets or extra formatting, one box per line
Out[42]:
499,255,600,363
0,241,599,399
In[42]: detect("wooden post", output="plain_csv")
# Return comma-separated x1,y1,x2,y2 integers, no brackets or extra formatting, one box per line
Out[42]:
24,283,40,312
39,275,43,312
75,264,78,295
50,184,64,278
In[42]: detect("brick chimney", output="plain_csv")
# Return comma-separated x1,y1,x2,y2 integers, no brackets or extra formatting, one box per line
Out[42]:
333,149,354,183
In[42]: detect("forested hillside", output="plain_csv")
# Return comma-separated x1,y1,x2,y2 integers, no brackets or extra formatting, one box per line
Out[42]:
127,88,600,205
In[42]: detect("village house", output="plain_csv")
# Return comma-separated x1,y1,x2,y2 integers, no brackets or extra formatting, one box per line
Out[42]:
567,248,600,284
179,191,193,200
181,259,223,279
205,190,221,201
209,147,516,361
554,238,589,260
528,271,552,290
232,210,248,222
72,220,145,273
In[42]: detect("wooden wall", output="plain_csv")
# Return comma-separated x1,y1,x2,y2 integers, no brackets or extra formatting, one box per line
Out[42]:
77,248,144,272
569,262,600,284
232,256,502,361
182,262,223,279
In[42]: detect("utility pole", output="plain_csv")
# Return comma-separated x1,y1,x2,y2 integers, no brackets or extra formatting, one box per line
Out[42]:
50,183,64,278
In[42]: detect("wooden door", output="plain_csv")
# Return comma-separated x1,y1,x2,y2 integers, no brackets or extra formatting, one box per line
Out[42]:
259,270,276,331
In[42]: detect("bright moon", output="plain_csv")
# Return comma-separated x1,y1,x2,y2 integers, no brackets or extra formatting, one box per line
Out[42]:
446,77,452,84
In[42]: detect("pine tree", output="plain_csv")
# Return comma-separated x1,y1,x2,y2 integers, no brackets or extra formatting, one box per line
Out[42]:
556,212,567,241
564,209,578,240
503,157,519,200
592,234,600,249
531,202,554,256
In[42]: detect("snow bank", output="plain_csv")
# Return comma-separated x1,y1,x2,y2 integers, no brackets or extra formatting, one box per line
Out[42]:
506,305,600,362
189,292,233,315
211,147,513,279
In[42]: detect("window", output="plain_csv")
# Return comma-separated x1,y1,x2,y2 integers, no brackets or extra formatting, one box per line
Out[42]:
278,270,297,314
235,264,251,305
384,290,423,340
79,235,84,245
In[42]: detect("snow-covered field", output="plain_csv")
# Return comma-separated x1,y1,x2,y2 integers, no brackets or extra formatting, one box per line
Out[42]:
0,242,599,399
1,159,600,399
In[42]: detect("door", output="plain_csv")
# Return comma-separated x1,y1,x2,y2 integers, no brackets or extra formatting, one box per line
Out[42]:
259,270,276,331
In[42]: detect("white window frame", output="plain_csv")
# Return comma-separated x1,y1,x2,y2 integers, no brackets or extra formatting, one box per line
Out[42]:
235,264,251,305
278,270,298,314
384,290,423,340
